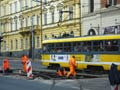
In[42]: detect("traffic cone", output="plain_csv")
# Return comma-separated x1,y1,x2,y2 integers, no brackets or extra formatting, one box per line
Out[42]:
26,60,33,79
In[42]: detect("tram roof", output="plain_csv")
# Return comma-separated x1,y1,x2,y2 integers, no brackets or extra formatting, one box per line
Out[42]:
42,34,120,44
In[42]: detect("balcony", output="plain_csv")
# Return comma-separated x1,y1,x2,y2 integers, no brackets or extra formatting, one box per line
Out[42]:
19,25,40,35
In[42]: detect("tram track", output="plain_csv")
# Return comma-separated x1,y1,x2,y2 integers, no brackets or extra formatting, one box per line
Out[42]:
0,68,108,80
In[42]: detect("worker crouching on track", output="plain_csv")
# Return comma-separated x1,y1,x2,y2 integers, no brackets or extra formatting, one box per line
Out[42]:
3,58,11,74
21,54,28,73
56,67,67,77
67,56,77,78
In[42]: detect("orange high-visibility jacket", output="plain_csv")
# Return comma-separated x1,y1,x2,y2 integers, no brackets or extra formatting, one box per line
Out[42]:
21,55,28,73
69,57,77,67
57,68,67,76
3,58,10,71
22,55,28,64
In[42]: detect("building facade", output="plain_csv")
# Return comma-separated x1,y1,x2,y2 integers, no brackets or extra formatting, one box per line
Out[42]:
42,0,81,40
81,0,120,36
0,0,42,58
0,0,81,58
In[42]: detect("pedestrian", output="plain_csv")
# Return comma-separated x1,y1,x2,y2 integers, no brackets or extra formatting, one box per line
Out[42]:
56,67,67,77
3,58,10,73
21,54,28,73
108,63,120,90
67,56,77,78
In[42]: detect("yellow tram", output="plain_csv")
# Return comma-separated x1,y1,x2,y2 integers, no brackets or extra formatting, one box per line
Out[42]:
41,35,120,71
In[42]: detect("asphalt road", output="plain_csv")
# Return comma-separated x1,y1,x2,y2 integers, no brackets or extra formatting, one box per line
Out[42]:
0,76,80,90
0,75,111,90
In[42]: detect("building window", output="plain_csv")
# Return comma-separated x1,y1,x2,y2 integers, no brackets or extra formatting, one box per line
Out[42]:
36,0,39,6
19,16,23,28
16,39,18,49
113,0,117,5
90,0,94,13
3,6,6,15
107,0,117,6
25,38,28,49
0,6,1,16
70,31,74,37
10,40,13,50
31,15,34,26
20,39,23,49
10,21,13,31
4,41,6,51
36,36,40,47
44,35,47,40
26,17,28,27
31,0,33,7
51,12,54,23
15,1,17,12
3,23,5,32
44,0,47,4
59,9,62,22
15,20,17,30
37,15,40,25
20,19,22,28
25,0,28,9
10,3,12,14
19,0,22,11
14,17,17,30
69,6,73,20
44,13,47,25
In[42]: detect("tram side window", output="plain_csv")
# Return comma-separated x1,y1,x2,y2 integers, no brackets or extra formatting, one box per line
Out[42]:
82,42,91,52
64,43,71,52
73,42,81,52
105,40,119,51
93,41,104,52
48,44,54,53
55,43,63,53
43,44,50,53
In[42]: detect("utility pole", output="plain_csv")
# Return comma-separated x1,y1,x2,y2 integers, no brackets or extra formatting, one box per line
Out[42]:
35,0,42,49
32,0,42,58
31,15,34,60
79,1,81,36
40,0,42,50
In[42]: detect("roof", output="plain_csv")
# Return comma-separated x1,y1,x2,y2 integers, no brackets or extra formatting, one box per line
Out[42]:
43,34,120,44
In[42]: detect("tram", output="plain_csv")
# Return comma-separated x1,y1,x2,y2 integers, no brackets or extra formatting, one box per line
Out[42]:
41,35,120,71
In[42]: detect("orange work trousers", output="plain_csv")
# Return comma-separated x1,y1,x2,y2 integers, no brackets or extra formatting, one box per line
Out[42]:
23,63,27,73
67,66,76,78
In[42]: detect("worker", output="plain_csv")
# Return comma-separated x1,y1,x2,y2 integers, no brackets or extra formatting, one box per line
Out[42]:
21,54,28,73
56,67,67,77
67,56,77,78
3,58,10,73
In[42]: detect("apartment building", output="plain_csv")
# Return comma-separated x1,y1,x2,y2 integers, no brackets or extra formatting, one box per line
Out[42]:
0,0,81,58
81,0,120,36
0,0,42,57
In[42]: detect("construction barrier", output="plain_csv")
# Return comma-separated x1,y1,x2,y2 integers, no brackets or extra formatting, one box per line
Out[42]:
26,60,33,79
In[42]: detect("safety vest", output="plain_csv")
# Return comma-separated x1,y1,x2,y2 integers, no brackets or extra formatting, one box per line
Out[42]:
57,67,67,76
22,55,28,64
69,57,77,67
3,59,10,71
